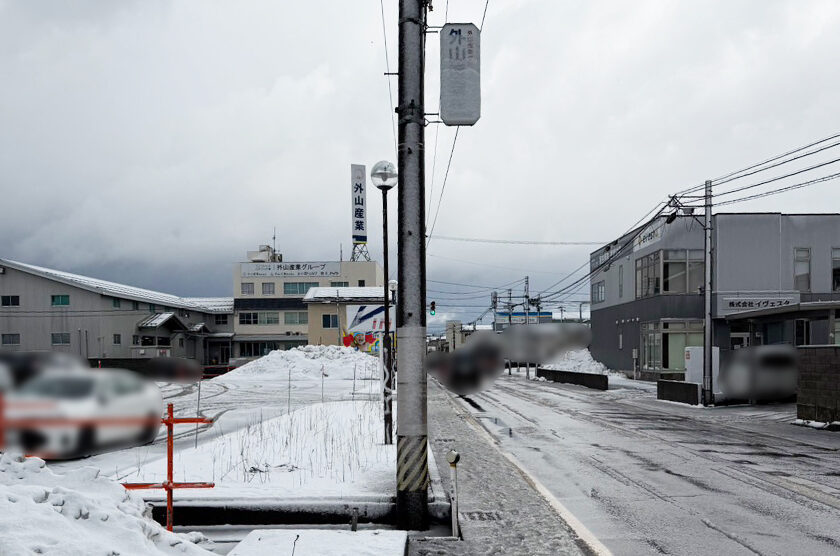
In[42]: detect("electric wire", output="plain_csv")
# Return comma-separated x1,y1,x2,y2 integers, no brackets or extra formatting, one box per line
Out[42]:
379,0,398,158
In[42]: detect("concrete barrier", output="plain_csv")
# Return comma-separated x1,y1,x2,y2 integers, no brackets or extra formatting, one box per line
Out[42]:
536,368,608,390
657,380,700,405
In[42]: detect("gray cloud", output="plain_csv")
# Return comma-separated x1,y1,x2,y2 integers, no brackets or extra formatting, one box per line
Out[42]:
2,0,839,322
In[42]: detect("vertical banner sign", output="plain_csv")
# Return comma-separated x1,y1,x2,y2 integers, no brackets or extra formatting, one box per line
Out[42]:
351,164,367,244
440,23,481,126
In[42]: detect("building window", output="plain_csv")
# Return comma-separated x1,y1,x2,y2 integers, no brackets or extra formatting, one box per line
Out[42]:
241,282,255,295
635,251,661,299
1,333,20,345
133,301,140,310
832,248,840,293
215,314,228,325
51,333,70,345
239,341,278,357
179,338,185,348
284,282,319,295
51,295,70,306
357,280,366,287
262,282,275,295
239,312,258,325
330,281,349,288
113,334,121,345
149,304,156,312
322,314,339,329
794,248,811,292
618,266,623,298
157,337,171,347
591,281,606,304
132,335,140,345
1,295,20,307
618,332,623,350
795,319,811,346
112,298,121,308
141,336,156,346
641,320,703,371
284,311,309,325
257,312,280,325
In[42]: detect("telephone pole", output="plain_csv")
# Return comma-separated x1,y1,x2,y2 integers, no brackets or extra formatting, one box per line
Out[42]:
395,0,429,530
703,179,714,406
524,276,530,325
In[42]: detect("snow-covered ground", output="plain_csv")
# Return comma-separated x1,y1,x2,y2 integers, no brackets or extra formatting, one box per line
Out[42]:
229,529,407,556
0,452,213,555
216,345,378,383
120,400,395,502
542,348,610,375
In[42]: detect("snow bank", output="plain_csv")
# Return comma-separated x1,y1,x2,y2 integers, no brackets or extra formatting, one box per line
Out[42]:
543,349,608,375
229,529,407,556
124,400,394,501
0,452,212,556
218,345,379,382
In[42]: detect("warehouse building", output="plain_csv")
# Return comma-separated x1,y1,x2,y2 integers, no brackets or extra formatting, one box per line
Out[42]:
589,213,840,377
0,258,233,367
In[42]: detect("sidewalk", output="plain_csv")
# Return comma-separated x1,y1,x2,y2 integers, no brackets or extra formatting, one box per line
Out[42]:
409,380,593,556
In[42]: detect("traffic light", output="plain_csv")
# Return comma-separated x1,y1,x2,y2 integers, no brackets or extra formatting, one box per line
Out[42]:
430,301,436,315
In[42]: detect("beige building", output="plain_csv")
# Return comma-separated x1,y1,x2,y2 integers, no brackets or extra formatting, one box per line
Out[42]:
232,246,383,359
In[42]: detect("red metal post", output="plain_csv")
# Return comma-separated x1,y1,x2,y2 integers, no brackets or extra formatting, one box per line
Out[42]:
166,403,174,531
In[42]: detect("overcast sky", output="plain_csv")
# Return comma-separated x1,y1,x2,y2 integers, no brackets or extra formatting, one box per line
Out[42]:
2,0,839,326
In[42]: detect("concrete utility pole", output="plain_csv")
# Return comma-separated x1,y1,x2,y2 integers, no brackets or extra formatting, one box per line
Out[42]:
491,291,498,332
395,0,429,530
703,179,714,406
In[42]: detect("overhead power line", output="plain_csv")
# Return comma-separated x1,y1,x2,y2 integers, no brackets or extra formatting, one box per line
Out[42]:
379,0,398,157
714,171,840,207
428,235,604,246
712,155,840,199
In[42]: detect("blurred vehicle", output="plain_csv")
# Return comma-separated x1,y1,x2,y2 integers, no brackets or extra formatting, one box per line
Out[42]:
427,332,503,395
5,368,163,459
719,345,798,402
0,350,88,391
144,356,203,383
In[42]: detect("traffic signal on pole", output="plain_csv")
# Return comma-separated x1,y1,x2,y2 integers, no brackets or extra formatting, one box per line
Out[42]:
430,301,436,315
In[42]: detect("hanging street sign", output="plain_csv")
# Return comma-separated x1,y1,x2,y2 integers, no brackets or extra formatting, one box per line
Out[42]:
440,23,481,126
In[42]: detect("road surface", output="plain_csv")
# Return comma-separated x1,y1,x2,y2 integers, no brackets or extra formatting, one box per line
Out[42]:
460,372,840,556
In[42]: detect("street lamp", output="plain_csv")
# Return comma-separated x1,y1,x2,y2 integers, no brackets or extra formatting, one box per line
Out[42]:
372,160,397,445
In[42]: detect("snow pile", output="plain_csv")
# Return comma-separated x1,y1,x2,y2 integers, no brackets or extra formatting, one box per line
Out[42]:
124,400,394,500
218,345,378,382
230,529,407,556
0,452,212,556
543,349,609,375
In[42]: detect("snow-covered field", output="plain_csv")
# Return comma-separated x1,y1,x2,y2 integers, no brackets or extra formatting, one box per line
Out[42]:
121,399,394,502
0,452,213,556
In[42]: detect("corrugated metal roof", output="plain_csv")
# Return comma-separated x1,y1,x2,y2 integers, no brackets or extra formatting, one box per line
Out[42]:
303,287,388,303
0,259,230,313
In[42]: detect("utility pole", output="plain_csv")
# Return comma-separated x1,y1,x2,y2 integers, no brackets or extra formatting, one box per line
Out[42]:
491,291,498,332
524,277,530,325
703,179,714,406
507,289,513,328
395,0,429,530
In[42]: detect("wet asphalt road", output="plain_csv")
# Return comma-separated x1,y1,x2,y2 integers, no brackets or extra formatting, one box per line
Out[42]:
460,372,840,556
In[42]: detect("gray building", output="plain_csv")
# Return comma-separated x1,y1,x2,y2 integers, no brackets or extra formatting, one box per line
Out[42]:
0,259,234,367
589,213,840,375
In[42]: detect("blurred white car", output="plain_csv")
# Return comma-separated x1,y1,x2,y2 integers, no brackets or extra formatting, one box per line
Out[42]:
6,369,164,458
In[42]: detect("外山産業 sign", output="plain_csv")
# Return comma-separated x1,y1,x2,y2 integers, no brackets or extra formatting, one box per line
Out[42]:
241,262,341,278
440,23,481,126
351,164,367,244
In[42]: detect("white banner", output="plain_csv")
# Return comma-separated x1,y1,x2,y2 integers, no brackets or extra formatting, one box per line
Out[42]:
351,164,367,244
240,262,341,278
440,23,481,126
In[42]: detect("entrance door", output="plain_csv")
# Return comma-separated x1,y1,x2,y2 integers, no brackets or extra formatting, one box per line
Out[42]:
219,344,231,364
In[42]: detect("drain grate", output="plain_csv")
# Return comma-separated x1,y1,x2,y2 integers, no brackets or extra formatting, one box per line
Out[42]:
461,510,503,521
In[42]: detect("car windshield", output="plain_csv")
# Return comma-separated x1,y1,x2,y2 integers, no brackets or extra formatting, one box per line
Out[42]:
18,375,94,399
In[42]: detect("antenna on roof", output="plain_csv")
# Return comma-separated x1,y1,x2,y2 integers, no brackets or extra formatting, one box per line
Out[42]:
272,227,276,255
